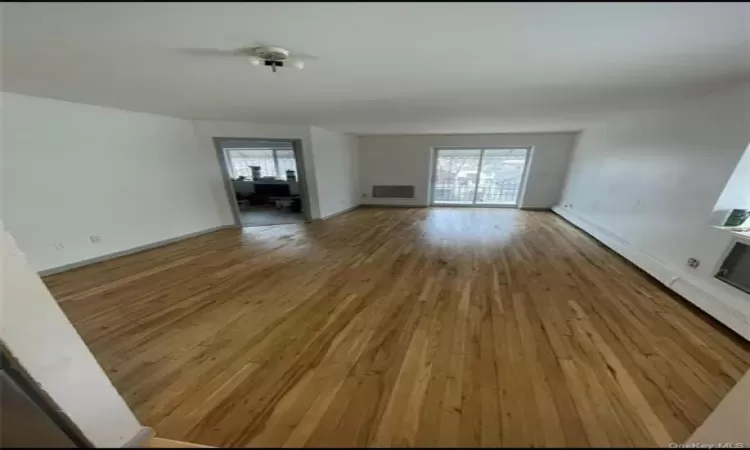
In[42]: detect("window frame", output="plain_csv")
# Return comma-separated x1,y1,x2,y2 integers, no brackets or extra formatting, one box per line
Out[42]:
429,147,532,207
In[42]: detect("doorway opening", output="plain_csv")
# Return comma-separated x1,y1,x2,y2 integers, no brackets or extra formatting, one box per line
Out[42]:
215,138,311,227
431,148,530,207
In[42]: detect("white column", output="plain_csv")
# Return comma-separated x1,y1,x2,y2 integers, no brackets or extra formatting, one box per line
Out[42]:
0,228,146,447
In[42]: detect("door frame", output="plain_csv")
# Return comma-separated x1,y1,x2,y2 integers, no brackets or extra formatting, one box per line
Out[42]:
213,137,313,227
429,146,534,208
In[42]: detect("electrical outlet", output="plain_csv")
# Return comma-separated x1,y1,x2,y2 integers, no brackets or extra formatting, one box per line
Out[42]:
53,243,65,251
687,257,700,269
90,235,102,243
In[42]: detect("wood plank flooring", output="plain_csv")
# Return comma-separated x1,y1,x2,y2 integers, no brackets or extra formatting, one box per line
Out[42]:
43,208,750,447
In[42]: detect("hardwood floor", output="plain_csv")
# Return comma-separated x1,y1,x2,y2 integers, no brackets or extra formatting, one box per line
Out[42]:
148,437,214,448
43,208,750,448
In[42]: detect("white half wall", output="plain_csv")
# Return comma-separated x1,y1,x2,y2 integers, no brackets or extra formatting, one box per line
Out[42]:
557,83,750,339
687,369,750,445
713,144,750,222
1,93,226,272
309,127,360,218
1,229,145,447
191,120,322,220
357,132,578,208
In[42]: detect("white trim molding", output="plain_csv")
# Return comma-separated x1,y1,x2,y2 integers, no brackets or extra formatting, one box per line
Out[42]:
39,225,234,276
552,206,749,341
319,205,361,220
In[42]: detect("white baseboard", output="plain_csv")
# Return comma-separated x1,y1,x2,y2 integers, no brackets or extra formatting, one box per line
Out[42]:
38,225,234,276
552,206,749,341
319,205,361,220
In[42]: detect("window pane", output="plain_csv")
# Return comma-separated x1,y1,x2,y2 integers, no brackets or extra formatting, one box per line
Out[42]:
432,149,482,204
275,149,298,180
475,149,527,205
226,149,275,179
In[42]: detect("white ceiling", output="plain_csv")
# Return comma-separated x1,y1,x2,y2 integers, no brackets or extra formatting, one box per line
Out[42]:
4,2,749,134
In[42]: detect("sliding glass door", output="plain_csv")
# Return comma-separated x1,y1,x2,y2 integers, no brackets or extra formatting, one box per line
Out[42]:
474,148,528,205
432,149,482,204
431,148,529,206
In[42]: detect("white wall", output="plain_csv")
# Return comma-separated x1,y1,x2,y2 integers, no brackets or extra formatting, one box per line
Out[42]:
557,83,750,339
309,127,360,218
1,93,226,272
191,120,321,220
357,132,578,208
1,96,357,273
0,229,145,447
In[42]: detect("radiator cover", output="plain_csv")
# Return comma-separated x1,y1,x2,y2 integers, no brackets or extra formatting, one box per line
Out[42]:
372,185,415,199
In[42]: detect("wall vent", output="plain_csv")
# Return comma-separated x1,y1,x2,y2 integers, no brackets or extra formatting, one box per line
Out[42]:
372,185,414,198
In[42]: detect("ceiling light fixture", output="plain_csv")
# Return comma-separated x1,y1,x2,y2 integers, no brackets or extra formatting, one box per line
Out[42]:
182,44,316,74
247,46,307,73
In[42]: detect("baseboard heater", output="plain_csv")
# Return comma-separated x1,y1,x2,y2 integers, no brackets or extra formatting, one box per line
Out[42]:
372,185,415,199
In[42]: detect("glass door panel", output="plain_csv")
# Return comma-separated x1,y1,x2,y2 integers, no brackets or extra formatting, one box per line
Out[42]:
432,149,482,204
474,148,528,206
